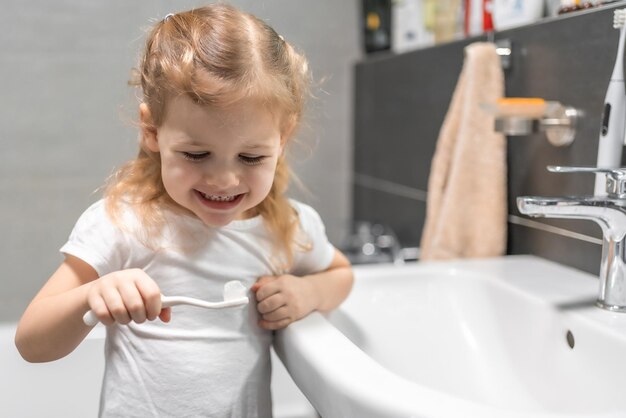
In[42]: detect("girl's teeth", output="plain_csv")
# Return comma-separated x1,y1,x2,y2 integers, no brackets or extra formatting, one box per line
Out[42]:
201,192,237,202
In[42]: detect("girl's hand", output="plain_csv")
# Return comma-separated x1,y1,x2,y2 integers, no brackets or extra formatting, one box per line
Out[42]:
86,268,171,326
251,275,317,330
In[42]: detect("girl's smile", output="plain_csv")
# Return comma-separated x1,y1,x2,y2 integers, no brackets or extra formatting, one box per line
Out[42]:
194,190,245,210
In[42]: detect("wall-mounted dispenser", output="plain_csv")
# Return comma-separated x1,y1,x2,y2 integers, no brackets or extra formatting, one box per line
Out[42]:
482,97,584,147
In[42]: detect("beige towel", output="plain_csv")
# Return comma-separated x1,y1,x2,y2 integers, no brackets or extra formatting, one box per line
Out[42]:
420,42,507,260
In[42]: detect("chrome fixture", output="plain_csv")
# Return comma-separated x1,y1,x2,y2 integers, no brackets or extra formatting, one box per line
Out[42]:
494,103,584,147
517,166,626,312
494,38,512,70
341,222,413,265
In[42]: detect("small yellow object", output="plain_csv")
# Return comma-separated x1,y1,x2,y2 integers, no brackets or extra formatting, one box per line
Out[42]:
494,97,547,117
497,98,545,106
366,12,380,30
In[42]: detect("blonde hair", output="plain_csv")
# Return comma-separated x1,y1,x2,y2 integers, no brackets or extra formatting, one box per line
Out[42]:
105,3,311,268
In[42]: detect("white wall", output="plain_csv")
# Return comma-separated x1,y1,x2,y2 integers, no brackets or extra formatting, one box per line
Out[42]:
0,0,360,321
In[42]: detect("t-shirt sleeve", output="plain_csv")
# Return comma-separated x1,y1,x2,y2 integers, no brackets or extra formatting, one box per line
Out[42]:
290,201,336,276
59,200,130,277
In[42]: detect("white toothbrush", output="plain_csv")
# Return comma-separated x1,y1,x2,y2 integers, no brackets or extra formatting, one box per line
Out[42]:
83,280,249,326
595,8,626,195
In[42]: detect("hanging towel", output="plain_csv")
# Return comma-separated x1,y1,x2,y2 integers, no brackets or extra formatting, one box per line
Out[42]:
420,42,507,260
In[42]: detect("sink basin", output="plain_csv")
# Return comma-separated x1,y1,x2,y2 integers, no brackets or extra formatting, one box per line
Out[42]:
274,255,626,418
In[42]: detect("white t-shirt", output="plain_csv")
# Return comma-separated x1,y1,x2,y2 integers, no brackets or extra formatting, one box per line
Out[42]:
60,199,335,418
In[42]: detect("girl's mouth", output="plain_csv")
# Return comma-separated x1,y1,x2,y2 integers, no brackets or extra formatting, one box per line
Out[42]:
195,190,244,210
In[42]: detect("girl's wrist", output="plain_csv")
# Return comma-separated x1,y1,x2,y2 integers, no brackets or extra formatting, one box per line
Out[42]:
301,276,322,314
81,279,98,313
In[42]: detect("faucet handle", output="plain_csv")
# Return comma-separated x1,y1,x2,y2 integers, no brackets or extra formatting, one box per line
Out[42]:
547,165,626,198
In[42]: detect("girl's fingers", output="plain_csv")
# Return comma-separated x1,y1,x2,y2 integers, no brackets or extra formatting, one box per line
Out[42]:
88,269,165,325
257,293,286,314
88,295,114,326
134,276,162,321
159,307,171,323
252,276,283,298
102,287,131,324
118,281,148,324
261,306,289,322
259,318,291,330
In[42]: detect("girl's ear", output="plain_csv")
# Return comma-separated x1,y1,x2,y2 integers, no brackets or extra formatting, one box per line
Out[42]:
140,103,159,153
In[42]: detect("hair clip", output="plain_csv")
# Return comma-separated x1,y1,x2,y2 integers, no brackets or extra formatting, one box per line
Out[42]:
163,13,175,22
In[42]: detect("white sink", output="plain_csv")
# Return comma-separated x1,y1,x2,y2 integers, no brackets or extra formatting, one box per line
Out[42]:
274,255,626,418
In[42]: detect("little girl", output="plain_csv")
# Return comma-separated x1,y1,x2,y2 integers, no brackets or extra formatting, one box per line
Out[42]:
15,4,353,417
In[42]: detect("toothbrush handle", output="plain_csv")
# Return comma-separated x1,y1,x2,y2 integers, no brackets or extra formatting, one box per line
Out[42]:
161,295,250,309
82,296,249,325
83,310,100,327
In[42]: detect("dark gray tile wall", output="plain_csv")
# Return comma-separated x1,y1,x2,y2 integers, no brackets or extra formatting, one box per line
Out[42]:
353,4,626,275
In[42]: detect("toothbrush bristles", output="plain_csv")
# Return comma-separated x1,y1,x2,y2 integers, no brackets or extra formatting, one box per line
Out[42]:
614,9,626,29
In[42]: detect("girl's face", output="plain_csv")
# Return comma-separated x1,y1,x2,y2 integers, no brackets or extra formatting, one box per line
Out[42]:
142,95,284,227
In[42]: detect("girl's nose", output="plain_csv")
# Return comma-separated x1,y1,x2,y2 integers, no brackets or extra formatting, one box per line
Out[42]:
205,165,239,189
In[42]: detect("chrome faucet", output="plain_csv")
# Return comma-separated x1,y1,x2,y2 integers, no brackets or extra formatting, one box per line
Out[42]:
517,166,626,312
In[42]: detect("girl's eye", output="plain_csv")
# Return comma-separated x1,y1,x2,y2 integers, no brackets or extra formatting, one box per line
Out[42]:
239,155,265,165
181,152,209,161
